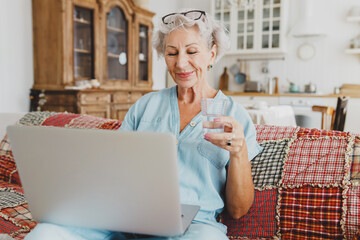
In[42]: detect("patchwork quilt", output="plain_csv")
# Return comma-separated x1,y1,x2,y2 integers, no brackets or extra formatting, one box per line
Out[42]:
221,125,360,239
0,112,359,239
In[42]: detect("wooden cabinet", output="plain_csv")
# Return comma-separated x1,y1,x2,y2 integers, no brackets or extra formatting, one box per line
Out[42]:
31,0,154,120
211,0,287,55
30,89,148,120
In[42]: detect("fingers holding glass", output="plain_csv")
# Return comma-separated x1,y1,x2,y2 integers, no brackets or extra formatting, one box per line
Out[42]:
201,98,228,137
203,118,245,153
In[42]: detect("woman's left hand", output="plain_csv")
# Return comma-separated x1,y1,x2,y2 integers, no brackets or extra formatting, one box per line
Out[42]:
204,116,246,156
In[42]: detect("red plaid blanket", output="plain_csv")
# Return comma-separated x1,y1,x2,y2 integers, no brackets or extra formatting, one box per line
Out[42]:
0,112,359,239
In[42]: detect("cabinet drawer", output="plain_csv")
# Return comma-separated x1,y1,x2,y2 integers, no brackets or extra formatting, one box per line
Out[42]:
44,93,76,105
113,92,143,104
79,105,111,119
131,92,143,102
79,93,111,105
111,104,132,121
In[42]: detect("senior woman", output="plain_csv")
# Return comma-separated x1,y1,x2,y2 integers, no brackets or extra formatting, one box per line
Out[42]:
25,9,261,240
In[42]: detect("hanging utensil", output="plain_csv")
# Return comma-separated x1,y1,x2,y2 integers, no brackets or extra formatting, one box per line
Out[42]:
234,60,246,84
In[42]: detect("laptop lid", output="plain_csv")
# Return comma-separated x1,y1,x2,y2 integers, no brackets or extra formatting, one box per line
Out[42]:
7,125,190,237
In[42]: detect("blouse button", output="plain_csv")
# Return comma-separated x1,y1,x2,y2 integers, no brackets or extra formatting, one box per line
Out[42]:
176,139,179,145
190,121,196,127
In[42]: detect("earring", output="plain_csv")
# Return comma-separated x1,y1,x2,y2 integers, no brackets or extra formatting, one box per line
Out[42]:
207,64,213,70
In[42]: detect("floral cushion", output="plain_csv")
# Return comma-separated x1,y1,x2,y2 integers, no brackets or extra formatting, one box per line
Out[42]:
0,112,359,239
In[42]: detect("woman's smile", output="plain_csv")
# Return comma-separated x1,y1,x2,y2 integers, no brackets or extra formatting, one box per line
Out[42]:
176,71,194,78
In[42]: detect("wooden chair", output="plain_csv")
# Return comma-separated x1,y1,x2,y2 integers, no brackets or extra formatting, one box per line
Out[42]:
311,105,335,130
312,96,349,131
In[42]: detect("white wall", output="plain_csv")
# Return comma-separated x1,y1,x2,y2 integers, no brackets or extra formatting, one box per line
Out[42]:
0,0,33,113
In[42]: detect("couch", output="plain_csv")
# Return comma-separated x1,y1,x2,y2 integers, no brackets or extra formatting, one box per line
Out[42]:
0,111,359,239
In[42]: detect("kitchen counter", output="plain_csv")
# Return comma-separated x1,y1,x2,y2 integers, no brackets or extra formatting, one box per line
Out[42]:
224,91,360,133
222,91,360,98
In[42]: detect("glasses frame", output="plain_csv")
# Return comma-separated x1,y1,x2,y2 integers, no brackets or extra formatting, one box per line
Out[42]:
162,10,206,24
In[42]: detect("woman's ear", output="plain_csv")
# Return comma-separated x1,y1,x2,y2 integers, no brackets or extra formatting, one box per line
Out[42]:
210,44,217,65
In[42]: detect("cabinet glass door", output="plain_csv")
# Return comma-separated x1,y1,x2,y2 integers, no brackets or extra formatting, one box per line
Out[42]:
237,6,255,50
106,7,128,80
214,0,231,32
212,0,285,54
73,6,94,80
138,25,148,81
261,0,281,49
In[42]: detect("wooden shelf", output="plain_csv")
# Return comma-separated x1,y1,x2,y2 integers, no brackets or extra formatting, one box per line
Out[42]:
74,48,91,54
107,26,125,33
74,18,91,25
345,49,360,54
107,53,119,58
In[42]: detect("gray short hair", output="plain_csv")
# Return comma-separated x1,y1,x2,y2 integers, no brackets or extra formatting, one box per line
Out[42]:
152,9,230,62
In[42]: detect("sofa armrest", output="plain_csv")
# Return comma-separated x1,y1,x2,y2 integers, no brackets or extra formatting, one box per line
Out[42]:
0,113,27,139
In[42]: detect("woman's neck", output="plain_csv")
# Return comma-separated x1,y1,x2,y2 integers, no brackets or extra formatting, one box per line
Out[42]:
177,83,217,104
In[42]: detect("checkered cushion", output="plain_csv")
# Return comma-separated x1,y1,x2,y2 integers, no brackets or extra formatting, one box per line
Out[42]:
64,114,111,129
220,189,278,238
41,113,79,127
0,136,21,186
251,139,289,189
0,182,23,194
0,135,12,158
0,155,19,185
282,137,347,186
297,127,350,138
351,137,360,183
1,203,37,229
0,191,25,209
0,187,37,239
345,186,360,238
279,186,343,239
255,125,297,141
0,217,26,237
17,112,56,126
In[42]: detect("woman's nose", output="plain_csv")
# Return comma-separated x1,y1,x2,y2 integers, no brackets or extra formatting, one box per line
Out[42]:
176,52,188,69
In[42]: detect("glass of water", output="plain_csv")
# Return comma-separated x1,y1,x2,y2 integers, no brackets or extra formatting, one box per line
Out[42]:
201,98,229,136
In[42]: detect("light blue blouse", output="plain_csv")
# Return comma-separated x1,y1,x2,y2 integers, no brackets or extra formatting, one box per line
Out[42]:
119,86,262,233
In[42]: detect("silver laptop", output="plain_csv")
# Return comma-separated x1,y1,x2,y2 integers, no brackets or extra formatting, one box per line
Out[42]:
7,125,200,237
